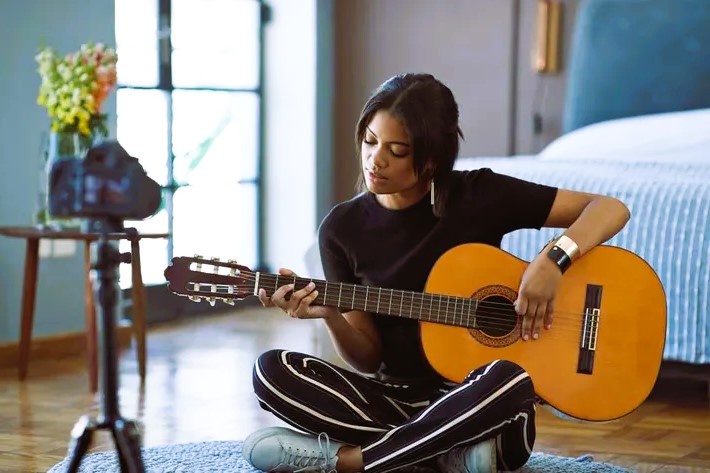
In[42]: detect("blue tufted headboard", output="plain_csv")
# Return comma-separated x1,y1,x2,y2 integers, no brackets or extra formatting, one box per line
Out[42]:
563,0,710,133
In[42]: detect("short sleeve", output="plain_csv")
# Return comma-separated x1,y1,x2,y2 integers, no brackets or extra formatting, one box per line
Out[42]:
490,170,557,234
317,212,358,285
458,169,557,235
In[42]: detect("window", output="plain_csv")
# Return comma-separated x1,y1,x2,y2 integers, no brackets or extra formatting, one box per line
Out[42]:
115,0,264,289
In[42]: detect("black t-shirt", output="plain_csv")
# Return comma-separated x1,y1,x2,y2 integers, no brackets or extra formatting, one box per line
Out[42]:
317,168,558,381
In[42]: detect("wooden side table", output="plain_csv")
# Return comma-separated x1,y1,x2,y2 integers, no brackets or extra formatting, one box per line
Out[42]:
0,226,169,392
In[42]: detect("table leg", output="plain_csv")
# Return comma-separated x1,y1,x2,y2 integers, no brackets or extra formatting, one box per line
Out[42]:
84,241,98,393
18,238,40,380
130,239,147,384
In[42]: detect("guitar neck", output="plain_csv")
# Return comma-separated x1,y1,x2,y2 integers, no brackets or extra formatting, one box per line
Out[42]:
256,272,480,329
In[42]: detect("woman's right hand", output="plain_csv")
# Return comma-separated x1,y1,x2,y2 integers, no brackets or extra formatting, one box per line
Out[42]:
258,268,340,320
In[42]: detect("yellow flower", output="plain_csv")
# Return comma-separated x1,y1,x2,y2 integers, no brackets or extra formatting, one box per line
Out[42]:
35,41,117,136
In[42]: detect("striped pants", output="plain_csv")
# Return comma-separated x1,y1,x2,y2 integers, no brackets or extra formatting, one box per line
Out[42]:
252,350,536,472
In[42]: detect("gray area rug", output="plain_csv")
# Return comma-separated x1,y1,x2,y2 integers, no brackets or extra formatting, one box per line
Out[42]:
47,440,632,473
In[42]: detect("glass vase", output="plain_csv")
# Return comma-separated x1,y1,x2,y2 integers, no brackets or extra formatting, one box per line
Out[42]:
34,130,94,229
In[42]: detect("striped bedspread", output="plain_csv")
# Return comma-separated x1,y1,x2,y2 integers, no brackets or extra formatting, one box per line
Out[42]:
455,157,710,365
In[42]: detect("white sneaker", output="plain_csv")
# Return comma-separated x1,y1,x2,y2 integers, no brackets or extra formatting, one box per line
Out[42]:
436,438,497,473
242,426,343,472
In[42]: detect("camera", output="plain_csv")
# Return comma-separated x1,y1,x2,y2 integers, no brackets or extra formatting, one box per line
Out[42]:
48,140,162,226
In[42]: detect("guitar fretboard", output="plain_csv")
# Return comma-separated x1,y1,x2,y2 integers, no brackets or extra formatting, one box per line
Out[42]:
256,272,481,329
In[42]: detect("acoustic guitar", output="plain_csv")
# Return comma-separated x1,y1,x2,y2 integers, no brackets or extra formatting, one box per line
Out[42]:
163,243,666,422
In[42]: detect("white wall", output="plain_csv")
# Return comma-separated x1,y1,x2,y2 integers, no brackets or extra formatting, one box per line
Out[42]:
262,0,318,276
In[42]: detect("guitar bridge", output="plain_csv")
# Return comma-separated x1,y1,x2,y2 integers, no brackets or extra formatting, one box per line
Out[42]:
577,285,602,375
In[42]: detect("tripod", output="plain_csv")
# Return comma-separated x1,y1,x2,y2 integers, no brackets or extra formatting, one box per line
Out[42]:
65,219,146,473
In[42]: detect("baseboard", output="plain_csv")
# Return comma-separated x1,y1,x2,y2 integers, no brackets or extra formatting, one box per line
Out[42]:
0,322,133,369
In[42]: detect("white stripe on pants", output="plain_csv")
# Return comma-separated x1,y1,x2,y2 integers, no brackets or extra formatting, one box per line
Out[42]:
252,349,537,472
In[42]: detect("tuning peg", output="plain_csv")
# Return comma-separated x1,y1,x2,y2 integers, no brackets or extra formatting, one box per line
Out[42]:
189,295,201,302
208,297,216,306
194,254,204,272
222,298,235,306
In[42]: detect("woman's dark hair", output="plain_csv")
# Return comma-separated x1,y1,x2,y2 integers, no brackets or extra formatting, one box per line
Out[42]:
355,73,464,216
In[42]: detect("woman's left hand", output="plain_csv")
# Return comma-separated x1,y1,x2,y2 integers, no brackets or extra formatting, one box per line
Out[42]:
514,256,562,341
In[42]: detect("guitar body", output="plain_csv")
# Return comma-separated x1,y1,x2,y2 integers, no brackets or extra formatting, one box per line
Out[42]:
421,243,666,422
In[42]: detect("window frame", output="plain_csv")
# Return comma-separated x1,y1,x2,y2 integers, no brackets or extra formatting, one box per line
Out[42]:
116,0,267,289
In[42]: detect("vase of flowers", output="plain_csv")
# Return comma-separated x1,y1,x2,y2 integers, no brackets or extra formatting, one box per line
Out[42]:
35,42,117,228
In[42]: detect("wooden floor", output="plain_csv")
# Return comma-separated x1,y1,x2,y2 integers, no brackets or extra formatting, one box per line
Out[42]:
1,307,709,473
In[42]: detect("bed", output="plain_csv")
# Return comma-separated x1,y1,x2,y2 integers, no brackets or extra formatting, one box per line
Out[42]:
455,0,710,368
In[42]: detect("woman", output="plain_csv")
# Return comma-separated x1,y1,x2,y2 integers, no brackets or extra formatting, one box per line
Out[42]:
242,73,630,473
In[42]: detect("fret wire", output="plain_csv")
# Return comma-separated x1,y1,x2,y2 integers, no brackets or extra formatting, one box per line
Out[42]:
457,297,461,326
463,296,466,323
459,297,464,326
388,289,393,315
400,291,404,316
351,284,356,309
458,297,462,326
324,283,328,306
376,288,381,314
409,292,413,318
428,294,433,322
338,283,342,307
365,287,369,312
453,297,459,325
437,294,441,323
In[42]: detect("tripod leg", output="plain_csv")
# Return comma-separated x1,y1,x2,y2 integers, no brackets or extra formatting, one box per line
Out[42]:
65,415,98,473
113,419,146,473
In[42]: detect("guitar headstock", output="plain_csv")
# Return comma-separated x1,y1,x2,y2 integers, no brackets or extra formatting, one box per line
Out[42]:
164,255,254,306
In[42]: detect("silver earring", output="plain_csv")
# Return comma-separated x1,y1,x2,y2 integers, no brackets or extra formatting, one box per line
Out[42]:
430,180,435,206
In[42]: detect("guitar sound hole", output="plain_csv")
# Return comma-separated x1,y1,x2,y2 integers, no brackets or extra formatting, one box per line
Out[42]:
478,295,518,338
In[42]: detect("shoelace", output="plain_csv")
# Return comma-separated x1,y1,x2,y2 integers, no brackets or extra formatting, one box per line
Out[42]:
280,432,337,473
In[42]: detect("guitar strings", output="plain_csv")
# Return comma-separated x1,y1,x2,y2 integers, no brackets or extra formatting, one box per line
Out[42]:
247,273,594,315
238,273,603,322
190,279,606,340
203,272,592,323
191,269,583,315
